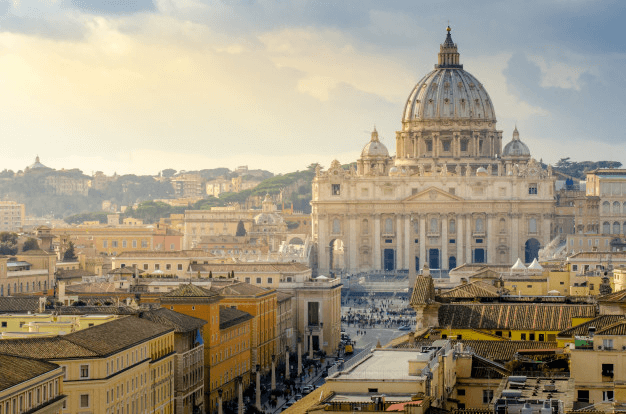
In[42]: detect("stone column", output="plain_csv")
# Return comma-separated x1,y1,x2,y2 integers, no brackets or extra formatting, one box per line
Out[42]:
457,214,464,264
318,214,328,275
441,215,448,270
511,214,520,263
374,214,381,270
419,215,426,270
404,215,410,271
255,366,261,410
238,378,244,414
487,214,496,264
349,214,357,272
466,215,472,263
285,348,290,380
217,389,223,414
271,354,276,391
297,342,302,376
396,214,403,270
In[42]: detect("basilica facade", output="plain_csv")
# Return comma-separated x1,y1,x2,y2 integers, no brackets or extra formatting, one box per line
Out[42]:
311,28,556,277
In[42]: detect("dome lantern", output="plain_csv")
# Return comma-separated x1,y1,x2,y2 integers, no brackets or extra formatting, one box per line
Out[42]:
437,26,462,69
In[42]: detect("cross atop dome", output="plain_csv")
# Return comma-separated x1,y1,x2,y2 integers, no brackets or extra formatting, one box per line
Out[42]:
436,25,463,69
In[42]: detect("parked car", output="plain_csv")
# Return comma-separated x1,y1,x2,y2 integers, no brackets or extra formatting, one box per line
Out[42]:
285,399,296,407
302,385,314,394
294,394,303,400
398,325,411,331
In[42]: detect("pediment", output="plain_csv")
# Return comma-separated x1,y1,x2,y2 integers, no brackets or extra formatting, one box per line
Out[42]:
403,186,464,202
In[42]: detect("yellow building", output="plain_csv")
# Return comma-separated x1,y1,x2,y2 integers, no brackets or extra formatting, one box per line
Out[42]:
0,354,67,414
570,319,626,409
0,250,56,296
0,314,120,338
159,284,253,413
113,250,216,277
0,316,176,414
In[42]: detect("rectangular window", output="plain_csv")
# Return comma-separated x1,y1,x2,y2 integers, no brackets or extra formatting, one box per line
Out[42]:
122,240,127,248
602,363,614,378
450,239,455,243
603,339,614,349
1,322,5,327
308,302,320,325
578,390,589,403
521,333,526,340
267,277,273,284
132,240,137,248
141,240,148,248
332,184,341,196
245,277,251,283
166,264,171,270
170,243,175,250
177,264,183,270
529,333,535,341
155,264,160,270
103,240,108,248
256,277,261,284
482,390,494,404
80,365,89,378
80,394,89,408
528,183,538,195
457,389,466,396
112,240,118,248
603,391,614,402
143,264,149,270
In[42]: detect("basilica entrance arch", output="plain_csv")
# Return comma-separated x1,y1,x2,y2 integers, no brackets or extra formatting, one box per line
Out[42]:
525,238,540,263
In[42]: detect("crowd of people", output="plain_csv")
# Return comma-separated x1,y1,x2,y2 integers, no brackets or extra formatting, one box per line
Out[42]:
341,295,416,329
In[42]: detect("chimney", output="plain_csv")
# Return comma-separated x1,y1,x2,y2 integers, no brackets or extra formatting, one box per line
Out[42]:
461,278,468,285
588,326,596,338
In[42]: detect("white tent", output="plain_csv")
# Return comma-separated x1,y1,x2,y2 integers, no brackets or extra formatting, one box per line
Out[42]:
511,258,526,270
528,258,544,270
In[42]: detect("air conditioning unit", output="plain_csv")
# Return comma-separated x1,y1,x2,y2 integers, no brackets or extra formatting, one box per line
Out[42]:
597,345,603,350
622,345,626,351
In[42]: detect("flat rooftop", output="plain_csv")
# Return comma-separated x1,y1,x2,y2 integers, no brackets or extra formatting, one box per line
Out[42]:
332,349,431,381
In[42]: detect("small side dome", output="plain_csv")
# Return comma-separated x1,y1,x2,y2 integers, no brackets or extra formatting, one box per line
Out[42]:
502,126,530,158
476,167,488,176
361,127,389,158
389,166,399,175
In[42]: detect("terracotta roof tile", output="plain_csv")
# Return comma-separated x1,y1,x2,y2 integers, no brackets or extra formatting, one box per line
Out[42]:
597,320,626,336
163,283,219,298
219,308,253,329
558,314,625,338
598,289,626,303
438,281,500,299
410,276,435,306
438,303,596,331
0,355,61,391
138,308,206,333
0,297,42,313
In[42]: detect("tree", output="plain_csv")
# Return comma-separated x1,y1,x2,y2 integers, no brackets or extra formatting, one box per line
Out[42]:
161,168,177,178
236,220,247,236
63,241,78,262
23,238,39,252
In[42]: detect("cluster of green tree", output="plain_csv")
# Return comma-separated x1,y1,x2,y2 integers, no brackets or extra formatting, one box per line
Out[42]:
0,232,18,255
551,158,622,180
64,211,111,225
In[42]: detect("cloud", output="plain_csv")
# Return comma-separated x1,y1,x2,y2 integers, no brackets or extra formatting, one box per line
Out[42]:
70,0,156,14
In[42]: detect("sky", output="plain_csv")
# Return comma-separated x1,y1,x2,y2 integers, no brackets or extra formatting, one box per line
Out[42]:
0,0,625,176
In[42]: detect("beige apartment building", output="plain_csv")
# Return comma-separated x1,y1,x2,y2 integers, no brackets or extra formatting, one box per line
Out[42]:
570,319,626,409
113,250,216,277
0,201,25,232
0,316,176,414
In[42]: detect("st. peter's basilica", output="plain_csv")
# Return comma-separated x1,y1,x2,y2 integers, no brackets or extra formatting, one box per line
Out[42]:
311,27,555,278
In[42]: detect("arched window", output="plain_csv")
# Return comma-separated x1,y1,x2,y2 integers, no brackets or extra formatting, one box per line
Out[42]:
603,201,610,214
332,219,341,234
499,218,506,233
475,218,484,232
529,218,537,234
603,221,611,234
385,218,393,234
614,201,621,214
20,283,23,293
25,283,28,292
449,219,456,234
623,202,626,214
430,218,438,233
362,219,369,234
614,222,621,234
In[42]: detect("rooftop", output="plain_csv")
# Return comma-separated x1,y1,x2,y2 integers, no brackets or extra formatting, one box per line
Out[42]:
219,307,253,329
138,308,207,333
0,354,60,391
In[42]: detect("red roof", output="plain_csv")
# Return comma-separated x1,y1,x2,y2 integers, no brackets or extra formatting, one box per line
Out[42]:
386,401,423,411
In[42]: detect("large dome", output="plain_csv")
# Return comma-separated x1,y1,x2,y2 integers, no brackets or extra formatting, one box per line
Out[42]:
402,29,496,123
403,68,496,122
